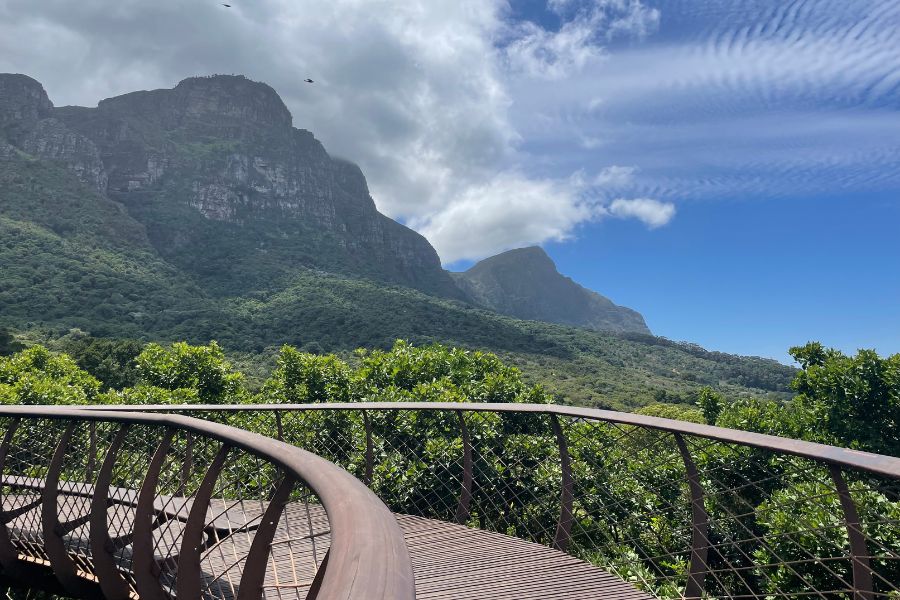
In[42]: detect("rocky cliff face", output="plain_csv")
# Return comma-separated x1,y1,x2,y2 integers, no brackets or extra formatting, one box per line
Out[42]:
0,73,458,297
1,72,649,334
453,247,650,334
0,74,107,193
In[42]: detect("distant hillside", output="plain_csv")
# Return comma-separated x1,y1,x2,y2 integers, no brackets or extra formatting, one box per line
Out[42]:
454,247,649,334
0,72,796,408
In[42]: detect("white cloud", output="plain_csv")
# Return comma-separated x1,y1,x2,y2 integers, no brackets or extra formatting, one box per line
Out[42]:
593,165,637,187
414,171,599,263
609,198,675,228
503,0,660,79
0,0,670,265
4,0,893,266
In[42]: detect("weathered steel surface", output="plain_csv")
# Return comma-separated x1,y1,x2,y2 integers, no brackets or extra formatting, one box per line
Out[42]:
455,410,473,525
675,432,710,600
90,425,132,600
175,444,229,600
550,414,574,552
92,403,900,478
829,465,875,600
0,408,414,600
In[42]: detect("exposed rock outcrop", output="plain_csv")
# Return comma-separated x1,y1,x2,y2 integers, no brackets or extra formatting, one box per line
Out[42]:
453,247,650,334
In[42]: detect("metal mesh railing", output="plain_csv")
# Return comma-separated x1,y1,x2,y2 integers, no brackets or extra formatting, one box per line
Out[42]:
108,403,900,600
0,407,413,600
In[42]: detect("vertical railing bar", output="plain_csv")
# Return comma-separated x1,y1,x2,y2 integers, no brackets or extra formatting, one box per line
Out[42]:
43,422,96,598
181,431,193,493
87,421,97,480
304,492,319,567
175,443,229,600
455,410,473,525
133,428,176,600
0,419,21,567
90,424,132,600
828,464,875,600
550,414,574,552
674,432,710,599
236,475,295,600
275,412,284,442
362,411,374,486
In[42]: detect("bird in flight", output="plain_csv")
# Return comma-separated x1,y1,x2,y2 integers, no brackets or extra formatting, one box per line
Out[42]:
304,79,314,83
222,3,231,7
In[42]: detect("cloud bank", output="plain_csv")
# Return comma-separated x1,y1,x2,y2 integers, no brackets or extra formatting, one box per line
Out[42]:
1,0,897,263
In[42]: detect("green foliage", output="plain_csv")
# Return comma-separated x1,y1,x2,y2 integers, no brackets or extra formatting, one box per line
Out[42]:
0,327,24,356
790,342,900,456
635,403,705,423
696,386,724,425
754,473,900,596
58,334,144,390
715,396,805,438
262,345,354,403
0,345,100,404
134,341,247,404
355,341,550,405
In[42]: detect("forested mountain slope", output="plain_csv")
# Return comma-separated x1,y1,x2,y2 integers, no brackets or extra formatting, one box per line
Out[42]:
0,72,796,408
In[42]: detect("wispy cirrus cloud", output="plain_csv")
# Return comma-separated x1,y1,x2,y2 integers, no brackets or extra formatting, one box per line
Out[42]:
511,0,900,205
1,0,896,263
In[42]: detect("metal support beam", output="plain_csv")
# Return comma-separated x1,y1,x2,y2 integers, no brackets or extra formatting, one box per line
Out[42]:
674,433,710,599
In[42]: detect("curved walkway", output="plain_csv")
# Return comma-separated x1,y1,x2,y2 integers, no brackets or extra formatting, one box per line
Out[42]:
3,495,649,599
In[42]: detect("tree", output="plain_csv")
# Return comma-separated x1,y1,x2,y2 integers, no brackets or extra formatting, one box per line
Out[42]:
695,386,723,425
0,327,23,356
58,335,144,390
262,346,354,403
130,341,247,404
790,342,900,456
0,345,101,404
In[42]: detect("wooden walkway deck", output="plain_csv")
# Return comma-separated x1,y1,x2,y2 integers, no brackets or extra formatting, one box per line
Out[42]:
4,497,651,599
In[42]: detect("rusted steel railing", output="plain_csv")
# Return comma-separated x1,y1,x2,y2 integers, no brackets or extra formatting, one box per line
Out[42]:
0,406,414,600
92,402,900,600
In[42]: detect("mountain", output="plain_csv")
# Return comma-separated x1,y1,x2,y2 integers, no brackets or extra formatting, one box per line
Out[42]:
453,247,650,334
3,73,459,297
0,73,796,408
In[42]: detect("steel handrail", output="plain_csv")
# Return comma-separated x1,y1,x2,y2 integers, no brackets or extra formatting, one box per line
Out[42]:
0,406,415,600
86,402,900,479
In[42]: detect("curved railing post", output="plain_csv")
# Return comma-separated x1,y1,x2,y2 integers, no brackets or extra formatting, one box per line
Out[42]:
132,428,176,600
674,433,710,599
829,465,874,600
236,475,296,600
0,419,20,568
550,414,574,552
176,444,230,600
90,424,132,600
43,422,99,598
455,410,473,524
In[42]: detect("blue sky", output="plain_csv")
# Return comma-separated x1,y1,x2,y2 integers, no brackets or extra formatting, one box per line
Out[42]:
487,0,900,361
1,0,897,361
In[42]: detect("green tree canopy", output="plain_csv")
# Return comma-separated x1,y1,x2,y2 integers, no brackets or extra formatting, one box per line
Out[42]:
262,346,354,404
0,328,24,356
128,341,247,404
0,345,101,404
789,342,900,455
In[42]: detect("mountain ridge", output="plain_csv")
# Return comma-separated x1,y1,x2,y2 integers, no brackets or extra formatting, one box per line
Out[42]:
0,72,798,408
454,247,650,334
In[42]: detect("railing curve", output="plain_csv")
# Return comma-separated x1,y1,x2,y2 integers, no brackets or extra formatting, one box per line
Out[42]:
90,402,900,600
0,406,414,600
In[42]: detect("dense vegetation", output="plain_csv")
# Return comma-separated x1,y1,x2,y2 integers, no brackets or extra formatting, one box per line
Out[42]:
0,339,897,598
0,143,795,409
